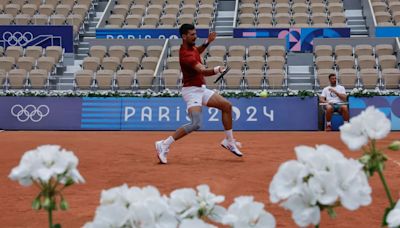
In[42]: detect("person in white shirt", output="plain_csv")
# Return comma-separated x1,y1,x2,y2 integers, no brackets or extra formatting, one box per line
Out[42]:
319,73,349,131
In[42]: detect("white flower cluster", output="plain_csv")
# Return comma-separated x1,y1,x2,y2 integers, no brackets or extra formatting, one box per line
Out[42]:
349,88,400,96
8,145,85,186
84,184,276,228
387,200,400,228
269,145,372,227
340,106,391,151
0,89,182,98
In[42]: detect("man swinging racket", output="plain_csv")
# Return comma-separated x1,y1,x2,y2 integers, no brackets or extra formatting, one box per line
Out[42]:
154,24,243,164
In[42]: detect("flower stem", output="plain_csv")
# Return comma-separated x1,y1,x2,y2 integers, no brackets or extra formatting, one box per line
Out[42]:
377,168,395,207
48,208,53,228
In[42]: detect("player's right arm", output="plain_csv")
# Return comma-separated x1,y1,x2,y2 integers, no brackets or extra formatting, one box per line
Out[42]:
193,63,224,77
182,53,224,76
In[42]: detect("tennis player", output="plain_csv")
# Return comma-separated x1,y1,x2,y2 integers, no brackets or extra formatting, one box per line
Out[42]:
319,73,349,131
155,24,243,164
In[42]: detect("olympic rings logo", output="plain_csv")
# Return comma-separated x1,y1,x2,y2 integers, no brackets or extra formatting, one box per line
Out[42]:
11,105,50,122
2,32,34,46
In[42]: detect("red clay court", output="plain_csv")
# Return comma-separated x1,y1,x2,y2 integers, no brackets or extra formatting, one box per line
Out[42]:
1,131,400,227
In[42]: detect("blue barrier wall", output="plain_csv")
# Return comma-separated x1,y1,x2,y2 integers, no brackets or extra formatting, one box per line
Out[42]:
0,25,74,53
0,97,319,130
233,27,350,52
349,96,400,130
96,28,210,39
375,27,400,37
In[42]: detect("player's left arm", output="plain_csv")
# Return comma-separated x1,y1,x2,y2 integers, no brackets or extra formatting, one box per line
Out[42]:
196,32,216,54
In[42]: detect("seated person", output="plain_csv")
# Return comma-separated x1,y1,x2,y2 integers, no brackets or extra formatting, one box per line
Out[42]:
319,73,349,131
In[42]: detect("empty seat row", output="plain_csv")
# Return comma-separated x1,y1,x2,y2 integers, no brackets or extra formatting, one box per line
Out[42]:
89,45,163,61
0,3,89,17
314,44,396,58
372,0,400,26
0,45,63,63
82,56,159,72
160,68,286,90
74,69,155,90
168,45,286,57
0,68,49,89
105,0,215,28
239,2,344,14
106,13,213,28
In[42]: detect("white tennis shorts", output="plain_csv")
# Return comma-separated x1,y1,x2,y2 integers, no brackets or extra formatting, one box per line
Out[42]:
182,86,215,109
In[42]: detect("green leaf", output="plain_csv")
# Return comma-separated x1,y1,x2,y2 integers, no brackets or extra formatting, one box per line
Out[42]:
64,177,75,187
388,141,400,151
359,154,371,164
52,224,62,228
60,198,69,211
327,207,337,219
32,197,41,210
378,162,384,172
42,197,51,210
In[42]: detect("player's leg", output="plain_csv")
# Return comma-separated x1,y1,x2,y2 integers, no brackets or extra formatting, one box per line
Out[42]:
205,91,243,157
325,104,334,131
173,106,202,141
339,104,349,122
155,87,202,163
205,92,232,130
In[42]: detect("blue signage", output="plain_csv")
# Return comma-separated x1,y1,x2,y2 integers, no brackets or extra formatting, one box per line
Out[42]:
233,27,350,52
0,25,74,53
0,97,318,130
375,26,400,37
349,96,400,130
81,97,318,130
0,97,82,130
96,28,210,39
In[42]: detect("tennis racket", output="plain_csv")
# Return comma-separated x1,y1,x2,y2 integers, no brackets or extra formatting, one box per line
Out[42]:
213,66,231,84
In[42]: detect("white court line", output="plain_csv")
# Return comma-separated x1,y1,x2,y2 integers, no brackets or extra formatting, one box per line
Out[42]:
387,155,400,167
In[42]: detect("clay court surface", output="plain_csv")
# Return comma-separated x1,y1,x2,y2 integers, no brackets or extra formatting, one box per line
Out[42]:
1,131,399,227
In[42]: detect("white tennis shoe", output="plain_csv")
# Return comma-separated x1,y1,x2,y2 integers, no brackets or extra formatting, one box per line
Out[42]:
221,139,243,157
155,140,169,164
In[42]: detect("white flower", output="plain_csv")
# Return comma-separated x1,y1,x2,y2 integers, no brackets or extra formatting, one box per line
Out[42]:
196,185,225,222
91,185,179,228
387,200,400,228
269,160,308,203
84,202,130,228
100,184,131,205
308,172,339,205
169,188,198,218
295,145,345,173
222,196,276,228
128,199,178,228
340,106,391,151
361,106,391,140
340,115,369,151
8,145,84,186
282,185,320,227
335,159,372,210
179,218,217,228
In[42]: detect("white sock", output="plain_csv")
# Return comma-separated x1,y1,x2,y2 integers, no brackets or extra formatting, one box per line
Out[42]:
225,129,234,141
163,136,175,146
326,121,331,126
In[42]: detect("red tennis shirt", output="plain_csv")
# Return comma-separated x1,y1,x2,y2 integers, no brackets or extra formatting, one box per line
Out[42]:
179,45,205,87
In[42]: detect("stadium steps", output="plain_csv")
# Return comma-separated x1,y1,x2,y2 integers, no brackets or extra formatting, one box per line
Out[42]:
287,74,315,90
76,16,100,60
345,10,369,37
286,54,314,90
215,0,235,37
